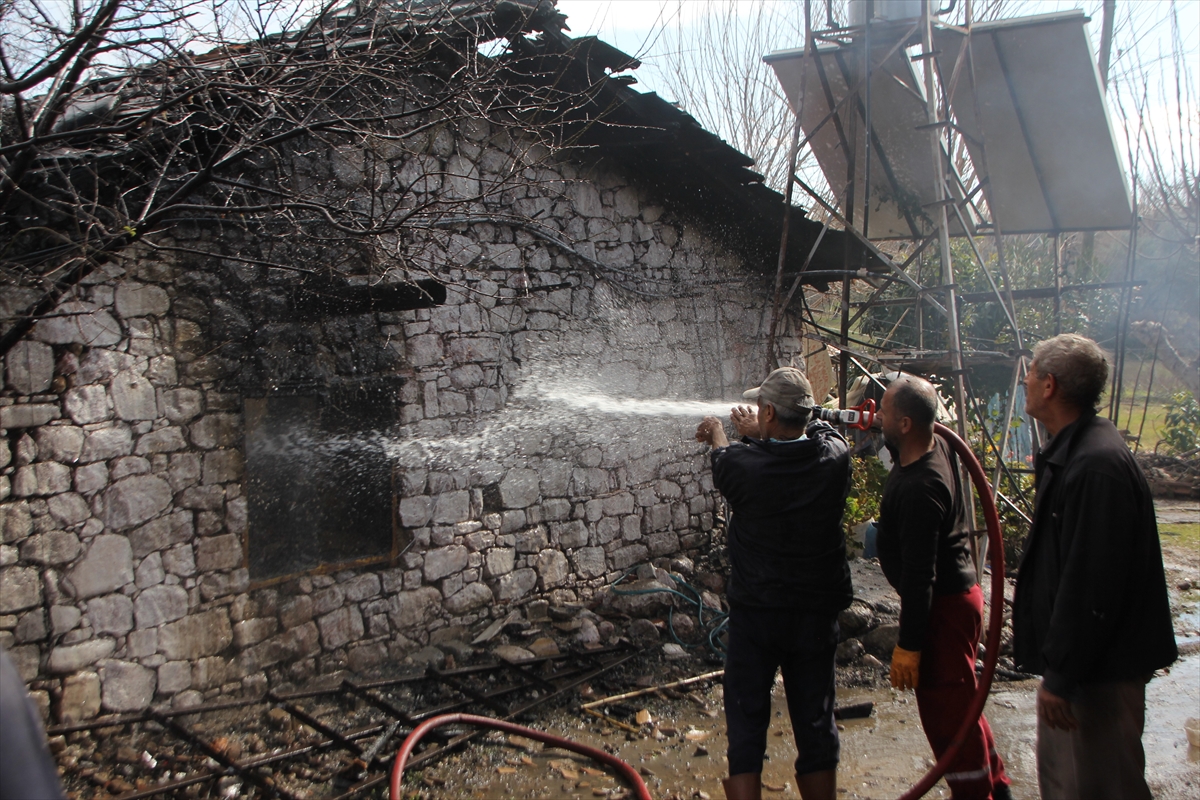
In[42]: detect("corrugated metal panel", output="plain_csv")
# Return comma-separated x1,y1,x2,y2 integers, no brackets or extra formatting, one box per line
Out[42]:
935,11,1133,233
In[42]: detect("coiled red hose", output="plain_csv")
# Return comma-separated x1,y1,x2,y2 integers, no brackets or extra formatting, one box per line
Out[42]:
388,423,1003,800
388,712,653,800
897,423,1006,800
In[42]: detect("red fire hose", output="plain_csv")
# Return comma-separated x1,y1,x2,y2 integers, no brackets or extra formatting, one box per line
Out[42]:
896,423,1006,800
389,422,1004,800
388,712,653,800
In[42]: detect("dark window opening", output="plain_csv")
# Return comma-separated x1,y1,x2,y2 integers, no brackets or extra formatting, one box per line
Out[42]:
245,378,404,581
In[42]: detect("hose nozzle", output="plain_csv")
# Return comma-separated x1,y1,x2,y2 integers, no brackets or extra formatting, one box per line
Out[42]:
811,398,876,431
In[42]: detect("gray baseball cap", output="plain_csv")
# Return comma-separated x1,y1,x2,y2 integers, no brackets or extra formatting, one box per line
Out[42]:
742,367,815,413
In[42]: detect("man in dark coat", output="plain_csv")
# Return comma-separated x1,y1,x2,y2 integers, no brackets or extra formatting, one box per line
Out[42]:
875,375,1012,800
695,367,851,800
1014,333,1177,800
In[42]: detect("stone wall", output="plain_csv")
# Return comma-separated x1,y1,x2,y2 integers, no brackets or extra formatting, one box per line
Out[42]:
0,121,811,722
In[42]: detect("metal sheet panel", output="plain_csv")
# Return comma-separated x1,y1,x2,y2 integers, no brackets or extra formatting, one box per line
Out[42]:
936,11,1133,233
766,43,973,240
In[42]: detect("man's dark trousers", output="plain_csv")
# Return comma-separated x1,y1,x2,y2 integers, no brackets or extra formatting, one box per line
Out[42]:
723,603,840,777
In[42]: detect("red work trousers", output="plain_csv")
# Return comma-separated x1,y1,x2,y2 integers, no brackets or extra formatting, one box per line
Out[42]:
915,584,1011,800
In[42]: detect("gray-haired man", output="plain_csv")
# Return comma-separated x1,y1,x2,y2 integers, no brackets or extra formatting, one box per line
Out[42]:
1014,334,1177,800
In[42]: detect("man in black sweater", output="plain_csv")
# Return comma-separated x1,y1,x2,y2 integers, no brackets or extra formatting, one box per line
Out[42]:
876,375,1012,800
1015,334,1176,800
696,367,851,800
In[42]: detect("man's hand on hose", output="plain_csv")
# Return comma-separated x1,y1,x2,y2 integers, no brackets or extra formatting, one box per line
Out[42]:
889,646,921,690
730,405,759,438
1036,683,1079,731
695,416,729,448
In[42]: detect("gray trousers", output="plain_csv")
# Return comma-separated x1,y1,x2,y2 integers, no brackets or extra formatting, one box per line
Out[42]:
1036,680,1151,800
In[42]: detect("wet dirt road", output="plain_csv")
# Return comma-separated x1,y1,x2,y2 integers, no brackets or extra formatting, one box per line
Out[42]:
402,655,1198,800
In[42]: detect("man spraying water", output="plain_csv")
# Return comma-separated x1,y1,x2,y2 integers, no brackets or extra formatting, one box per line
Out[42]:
695,367,852,800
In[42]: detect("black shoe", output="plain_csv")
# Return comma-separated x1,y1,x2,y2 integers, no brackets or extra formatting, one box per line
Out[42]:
992,782,1014,800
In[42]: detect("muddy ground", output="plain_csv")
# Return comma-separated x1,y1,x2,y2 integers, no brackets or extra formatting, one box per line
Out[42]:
403,500,1200,800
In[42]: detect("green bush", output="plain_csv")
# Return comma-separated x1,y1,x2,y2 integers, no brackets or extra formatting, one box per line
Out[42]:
844,455,889,548
1161,391,1200,454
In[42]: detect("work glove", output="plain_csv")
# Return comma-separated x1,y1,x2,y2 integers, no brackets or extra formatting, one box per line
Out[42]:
889,645,921,690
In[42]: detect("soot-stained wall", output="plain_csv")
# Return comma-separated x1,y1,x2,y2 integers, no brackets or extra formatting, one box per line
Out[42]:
0,122,814,721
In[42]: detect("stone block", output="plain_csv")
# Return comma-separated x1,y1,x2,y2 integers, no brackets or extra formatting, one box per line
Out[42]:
47,492,90,526
126,628,157,657
535,549,569,589
496,568,537,601
179,485,225,511
101,475,171,530
444,582,493,614
387,586,441,630
318,605,364,650
571,468,610,496
134,584,189,628
158,609,232,660
202,450,243,484
550,520,588,549
312,586,344,615
233,617,278,649
196,534,242,572
424,545,468,582
50,605,81,635
499,468,540,509
162,544,195,577
399,495,432,528
111,370,157,421
341,574,381,603
135,551,164,587
64,385,112,425
610,544,649,571
406,334,444,367
115,283,170,318
570,547,606,579
6,644,39,681
347,643,387,673
20,531,81,565
157,660,192,694
162,388,204,424
646,531,679,558
14,608,46,642
515,526,548,554
129,512,193,558
32,301,121,346
484,547,515,578
64,534,133,599
47,638,116,673
188,414,240,449
5,340,54,395
12,462,72,497
99,660,156,712
191,656,229,691
431,491,469,524
279,595,314,629
109,455,150,480
59,672,101,724
0,502,33,543
87,593,133,634
862,624,901,659
0,404,60,430
74,463,108,495
135,427,187,455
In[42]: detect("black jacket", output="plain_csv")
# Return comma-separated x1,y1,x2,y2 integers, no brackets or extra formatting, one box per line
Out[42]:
711,420,853,612
877,436,978,651
1013,412,1177,698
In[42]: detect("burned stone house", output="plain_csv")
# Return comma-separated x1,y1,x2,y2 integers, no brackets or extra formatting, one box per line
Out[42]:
0,0,874,721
